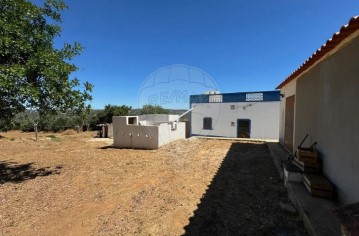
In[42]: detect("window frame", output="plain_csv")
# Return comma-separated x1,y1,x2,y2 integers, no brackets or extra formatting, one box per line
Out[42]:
203,117,213,130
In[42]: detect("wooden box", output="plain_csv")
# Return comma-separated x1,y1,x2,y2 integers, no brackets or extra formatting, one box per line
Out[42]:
293,156,321,173
296,148,318,163
303,173,334,198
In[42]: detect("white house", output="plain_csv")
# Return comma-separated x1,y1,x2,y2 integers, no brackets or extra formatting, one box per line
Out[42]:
190,90,280,140
113,114,186,149
277,16,359,204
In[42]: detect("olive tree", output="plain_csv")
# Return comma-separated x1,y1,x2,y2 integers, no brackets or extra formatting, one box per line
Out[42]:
0,0,93,138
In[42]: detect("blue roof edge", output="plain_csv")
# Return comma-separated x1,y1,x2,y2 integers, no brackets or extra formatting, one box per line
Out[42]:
190,90,280,104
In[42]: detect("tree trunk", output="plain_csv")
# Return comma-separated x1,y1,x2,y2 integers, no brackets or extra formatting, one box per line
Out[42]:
34,123,38,141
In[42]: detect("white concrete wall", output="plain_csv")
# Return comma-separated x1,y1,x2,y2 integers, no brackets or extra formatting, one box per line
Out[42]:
107,123,113,138
113,116,159,149
113,116,186,149
139,114,179,124
158,122,186,147
191,101,280,140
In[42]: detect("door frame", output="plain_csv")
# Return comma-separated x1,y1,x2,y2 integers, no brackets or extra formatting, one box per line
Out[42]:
284,95,295,152
237,119,251,138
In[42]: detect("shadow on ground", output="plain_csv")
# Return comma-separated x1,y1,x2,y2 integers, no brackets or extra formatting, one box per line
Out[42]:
0,160,62,184
183,142,306,236
98,145,116,149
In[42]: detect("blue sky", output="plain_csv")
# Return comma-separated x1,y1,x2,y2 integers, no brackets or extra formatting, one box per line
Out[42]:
32,0,359,109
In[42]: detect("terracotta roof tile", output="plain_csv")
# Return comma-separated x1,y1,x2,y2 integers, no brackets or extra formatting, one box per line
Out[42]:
276,16,359,89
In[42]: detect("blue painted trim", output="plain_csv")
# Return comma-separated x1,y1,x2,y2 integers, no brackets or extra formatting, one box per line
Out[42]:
190,90,280,104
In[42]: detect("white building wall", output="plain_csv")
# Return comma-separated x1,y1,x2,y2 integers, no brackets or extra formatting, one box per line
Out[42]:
113,115,185,149
191,101,280,140
293,36,359,204
277,30,359,204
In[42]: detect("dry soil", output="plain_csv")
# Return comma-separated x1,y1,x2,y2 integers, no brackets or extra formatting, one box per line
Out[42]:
0,131,306,235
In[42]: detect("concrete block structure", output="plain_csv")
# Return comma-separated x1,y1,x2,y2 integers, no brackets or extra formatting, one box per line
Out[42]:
277,16,359,204
97,123,113,138
190,90,280,140
113,115,186,149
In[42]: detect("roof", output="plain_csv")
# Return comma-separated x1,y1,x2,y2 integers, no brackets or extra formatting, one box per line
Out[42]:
190,90,280,103
276,16,359,89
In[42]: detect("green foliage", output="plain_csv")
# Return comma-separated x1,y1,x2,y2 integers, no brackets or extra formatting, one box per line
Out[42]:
139,104,169,115
13,111,39,131
98,105,132,123
12,110,83,132
41,113,81,132
89,105,132,126
0,0,93,131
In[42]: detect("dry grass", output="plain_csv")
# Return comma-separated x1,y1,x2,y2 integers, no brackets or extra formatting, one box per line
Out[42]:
0,131,230,235
0,131,305,235
61,129,79,135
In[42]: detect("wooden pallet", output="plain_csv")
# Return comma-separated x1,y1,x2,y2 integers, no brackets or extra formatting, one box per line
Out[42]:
293,157,321,173
296,148,317,163
303,173,334,198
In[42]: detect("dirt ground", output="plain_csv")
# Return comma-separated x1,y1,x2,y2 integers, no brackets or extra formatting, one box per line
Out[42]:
0,131,306,235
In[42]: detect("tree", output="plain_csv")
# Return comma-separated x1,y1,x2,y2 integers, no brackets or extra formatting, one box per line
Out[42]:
0,0,93,134
95,105,132,124
139,104,168,115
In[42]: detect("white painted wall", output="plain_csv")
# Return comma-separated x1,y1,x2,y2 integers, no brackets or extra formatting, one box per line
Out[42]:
113,116,159,149
107,123,113,138
158,122,186,147
191,101,280,140
277,33,359,204
113,116,185,149
139,114,179,124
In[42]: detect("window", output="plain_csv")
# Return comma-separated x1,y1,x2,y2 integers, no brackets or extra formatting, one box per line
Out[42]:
209,94,223,103
230,105,236,110
128,117,137,125
203,117,212,130
246,93,263,101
